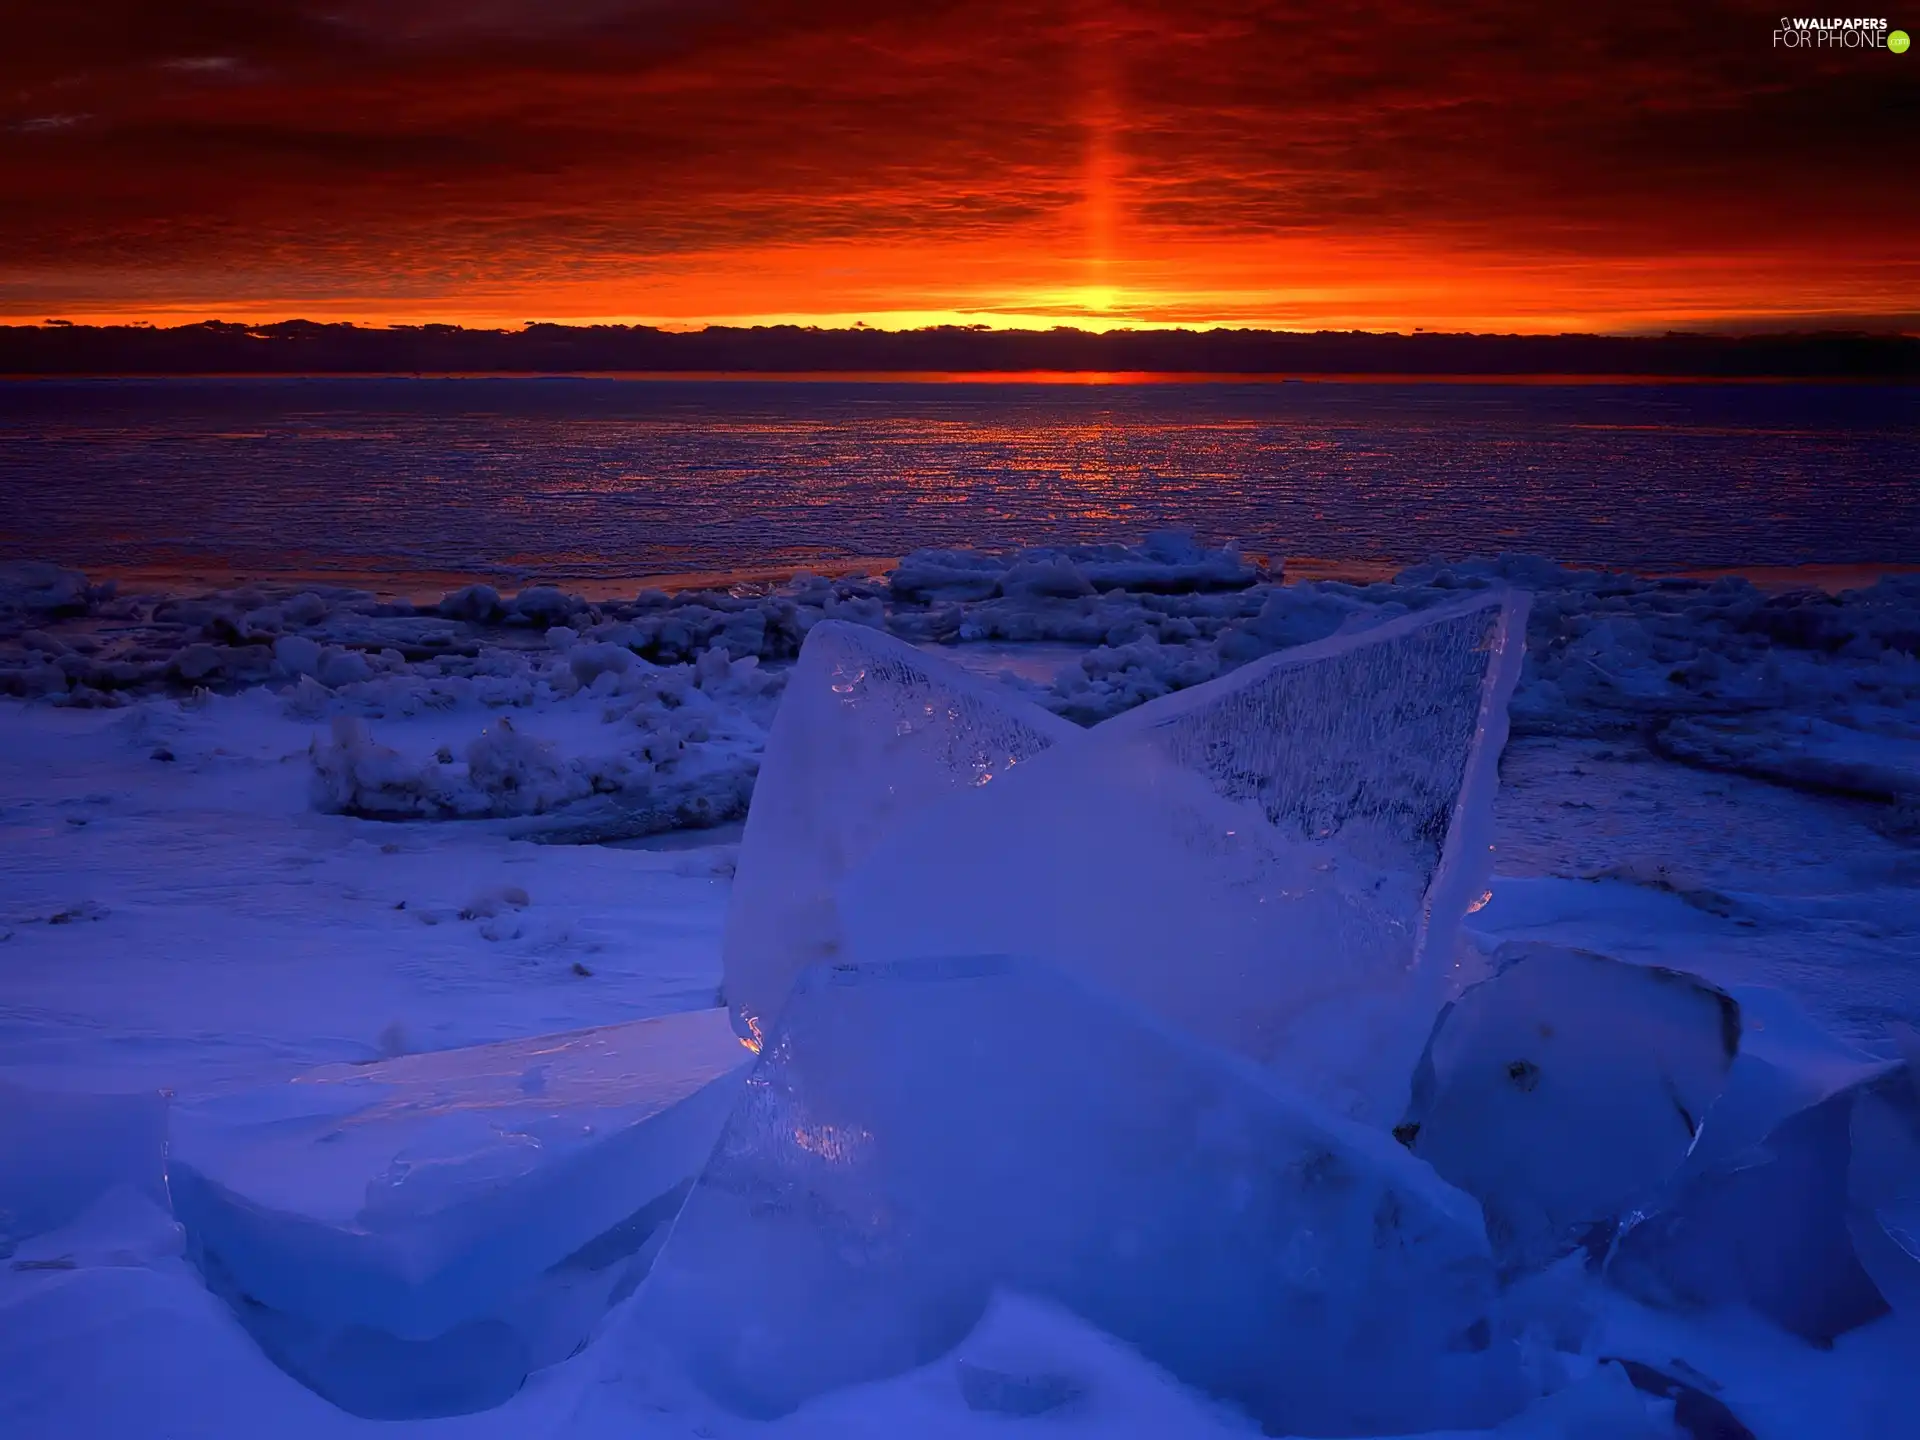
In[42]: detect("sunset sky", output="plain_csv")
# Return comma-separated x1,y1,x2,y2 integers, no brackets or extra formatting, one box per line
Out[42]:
2,2,1915,333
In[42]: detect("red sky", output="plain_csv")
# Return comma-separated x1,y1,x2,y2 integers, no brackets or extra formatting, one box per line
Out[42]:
2,2,1915,332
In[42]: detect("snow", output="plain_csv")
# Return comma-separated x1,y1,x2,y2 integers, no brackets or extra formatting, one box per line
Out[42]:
0,1084,169,1247
302,646,780,842
0,692,736,1095
2,540,1919,1439
1656,713,1920,800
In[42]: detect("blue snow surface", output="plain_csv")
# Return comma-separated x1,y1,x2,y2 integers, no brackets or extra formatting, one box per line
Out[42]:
2,524,1919,1437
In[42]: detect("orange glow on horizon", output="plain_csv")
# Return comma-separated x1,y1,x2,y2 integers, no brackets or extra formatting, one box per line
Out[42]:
19,234,1916,336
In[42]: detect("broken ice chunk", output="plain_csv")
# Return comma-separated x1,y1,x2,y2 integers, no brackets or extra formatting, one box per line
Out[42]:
1608,991,1905,1345
1612,1087,1891,1344
168,1007,749,1418
720,620,1078,1044
622,955,1521,1436
1397,944,1740,1268
1680,984,1901,1179
835,592,1530,1124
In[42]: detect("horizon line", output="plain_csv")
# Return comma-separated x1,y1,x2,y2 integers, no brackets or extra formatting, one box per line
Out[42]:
10,318,1920,341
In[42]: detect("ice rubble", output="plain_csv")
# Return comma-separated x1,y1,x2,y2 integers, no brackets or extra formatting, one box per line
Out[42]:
622,955,1524,1437
888,531,1264,602
304,645,783,842
684,574,1903,1429
831,592,1528,1123
167,1007,749,1418
0,560,105,620
4,540,1918,840
1385,941,1920,1343
1612,1086,1893,1346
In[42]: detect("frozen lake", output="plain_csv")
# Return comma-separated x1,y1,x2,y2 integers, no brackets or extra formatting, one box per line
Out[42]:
2,376,1916,584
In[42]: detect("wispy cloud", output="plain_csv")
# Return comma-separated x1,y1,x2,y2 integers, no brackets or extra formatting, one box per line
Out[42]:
9,113,90,133
160,56,241,73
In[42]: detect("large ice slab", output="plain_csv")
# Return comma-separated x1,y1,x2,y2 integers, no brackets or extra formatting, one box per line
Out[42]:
721,620,1079,1044
168,1007,749,1418
1398,944,1740,1268
834,592,1529,1122
623,955,1519,1436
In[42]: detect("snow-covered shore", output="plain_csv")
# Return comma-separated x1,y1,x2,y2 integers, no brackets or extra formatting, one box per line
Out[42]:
3,537,1918,1438
6,536,1918,846
3,691,1916,1438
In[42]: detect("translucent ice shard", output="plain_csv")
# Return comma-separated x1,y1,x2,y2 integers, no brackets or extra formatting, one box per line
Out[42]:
835,592,1529,1122
1098,589,1527,962
1397,944,1740,1268
1608,989,1904,1344
1679,984,1901,1178
624,956,1518,1436
168,1008,749,1418
721,620,1079,1044
1611,1087,1892,1344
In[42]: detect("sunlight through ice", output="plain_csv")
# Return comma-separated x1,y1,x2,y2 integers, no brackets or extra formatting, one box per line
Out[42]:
721,621,1081,1048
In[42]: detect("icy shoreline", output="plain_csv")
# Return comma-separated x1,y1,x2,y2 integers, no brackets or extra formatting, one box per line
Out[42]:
4,539,1920,1438
5,536,1918,844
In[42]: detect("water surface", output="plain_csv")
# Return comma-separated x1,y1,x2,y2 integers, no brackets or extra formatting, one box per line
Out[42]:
2,376,1913,582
